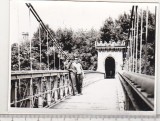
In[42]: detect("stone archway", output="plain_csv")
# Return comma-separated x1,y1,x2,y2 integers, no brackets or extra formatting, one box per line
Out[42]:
105,57,115,78
95,41,125,76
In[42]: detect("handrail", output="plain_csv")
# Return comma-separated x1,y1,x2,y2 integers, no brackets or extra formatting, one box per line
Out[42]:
83,70,105,74
11,70,72,108
118,71,154,110
122,71,154,96
11,70,69,80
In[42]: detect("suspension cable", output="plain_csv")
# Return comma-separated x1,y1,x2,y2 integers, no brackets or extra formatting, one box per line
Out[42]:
47,32,49,70
58,49,60,70
39,24,42,70
139,9,143,74
17,2,20,71
26,3,70,60
53,46,56,70
131,21,133,72
29,6,32,71
135,6,139,73
144,6,148,74
132,6,136,72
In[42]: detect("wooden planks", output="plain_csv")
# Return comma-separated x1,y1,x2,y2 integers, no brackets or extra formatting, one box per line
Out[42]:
51,75,125,111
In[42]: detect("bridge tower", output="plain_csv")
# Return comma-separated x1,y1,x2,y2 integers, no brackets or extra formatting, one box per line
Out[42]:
95,41,126,78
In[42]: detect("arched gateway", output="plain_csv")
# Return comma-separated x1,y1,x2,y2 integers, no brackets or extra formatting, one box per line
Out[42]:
95,41,125,78
105,57,115,78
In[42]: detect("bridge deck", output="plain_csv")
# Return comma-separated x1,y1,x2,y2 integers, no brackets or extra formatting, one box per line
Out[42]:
50,75,125,110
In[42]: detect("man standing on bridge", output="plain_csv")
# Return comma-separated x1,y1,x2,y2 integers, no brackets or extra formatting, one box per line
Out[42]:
73,56,84,95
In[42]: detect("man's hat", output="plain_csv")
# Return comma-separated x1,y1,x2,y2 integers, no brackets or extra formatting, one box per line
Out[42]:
74,55,78,60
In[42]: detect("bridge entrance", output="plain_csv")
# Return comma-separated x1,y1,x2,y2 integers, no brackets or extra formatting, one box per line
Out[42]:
95,41,125,75
105,57,115,78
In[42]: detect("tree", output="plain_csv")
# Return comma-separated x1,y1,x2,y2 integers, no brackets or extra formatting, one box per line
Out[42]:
115,12,130,42
100,17,115,43
141,11,156,75
11,43,19,71
56,28,74,53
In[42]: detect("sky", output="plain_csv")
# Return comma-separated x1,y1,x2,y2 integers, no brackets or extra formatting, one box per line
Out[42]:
10,0,157,44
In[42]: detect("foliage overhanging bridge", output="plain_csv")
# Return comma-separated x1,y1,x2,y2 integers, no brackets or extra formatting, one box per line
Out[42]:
10,3,156,111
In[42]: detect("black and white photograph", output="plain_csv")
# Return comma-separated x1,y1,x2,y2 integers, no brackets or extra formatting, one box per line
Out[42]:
10,0,158,114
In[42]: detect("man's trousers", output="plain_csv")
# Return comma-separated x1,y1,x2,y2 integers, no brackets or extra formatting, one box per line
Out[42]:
76,74,83,94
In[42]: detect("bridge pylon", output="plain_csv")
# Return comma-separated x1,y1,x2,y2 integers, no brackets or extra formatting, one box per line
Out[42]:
95,41,126,78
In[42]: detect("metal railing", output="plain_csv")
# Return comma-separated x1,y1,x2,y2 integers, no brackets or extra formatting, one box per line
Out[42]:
11,70,72,108
118,71,154,110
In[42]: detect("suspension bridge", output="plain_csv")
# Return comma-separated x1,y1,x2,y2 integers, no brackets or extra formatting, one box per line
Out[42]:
10,3,156,111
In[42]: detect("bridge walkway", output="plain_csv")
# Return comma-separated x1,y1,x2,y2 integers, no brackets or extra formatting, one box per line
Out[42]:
50,75,125,110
